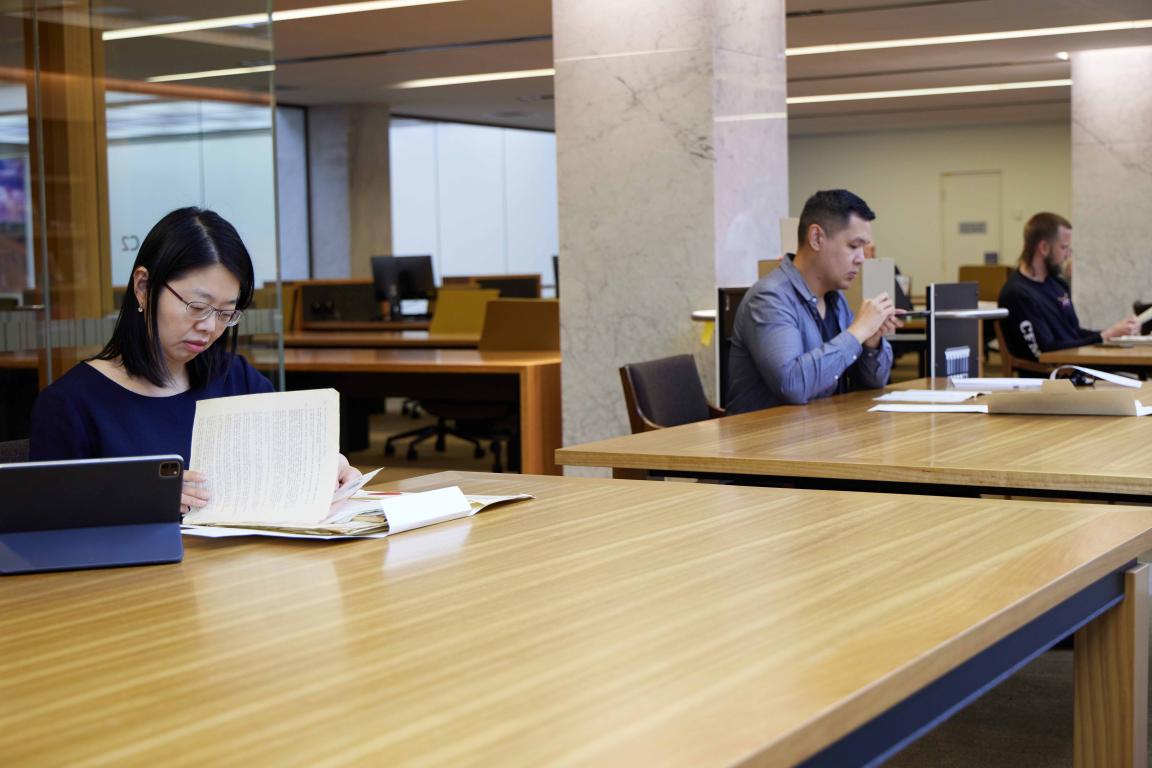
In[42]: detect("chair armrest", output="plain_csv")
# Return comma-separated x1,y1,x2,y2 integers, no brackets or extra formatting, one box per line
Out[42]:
708,405,726,419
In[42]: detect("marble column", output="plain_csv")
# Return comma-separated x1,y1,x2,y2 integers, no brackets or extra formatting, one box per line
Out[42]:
553,0,788,460
306,105,393,279
1070,46,1152,329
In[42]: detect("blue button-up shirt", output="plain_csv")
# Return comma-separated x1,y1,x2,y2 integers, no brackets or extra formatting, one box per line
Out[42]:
726,255,893,414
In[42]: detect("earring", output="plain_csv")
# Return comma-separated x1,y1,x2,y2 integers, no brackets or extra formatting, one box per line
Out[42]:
137,307,143,313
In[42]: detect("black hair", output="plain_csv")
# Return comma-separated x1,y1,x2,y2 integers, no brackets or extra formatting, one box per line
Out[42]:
797,189,876,250
95,207,255,388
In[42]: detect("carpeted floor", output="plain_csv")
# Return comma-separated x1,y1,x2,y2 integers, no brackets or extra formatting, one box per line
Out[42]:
889,605,1152,767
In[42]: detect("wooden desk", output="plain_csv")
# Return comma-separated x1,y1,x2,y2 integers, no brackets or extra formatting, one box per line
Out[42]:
279,330,479,349
251,349,562,475
1041,344,1152,370
1,471,1147,766
557,377,1152,499
301,319,431,332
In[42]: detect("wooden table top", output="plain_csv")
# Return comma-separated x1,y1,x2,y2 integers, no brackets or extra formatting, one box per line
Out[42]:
300,319,431,332
279,330,479,348
557,377,1152,496
3,471,1150,766
1040,343,1152,368
247,347,560,374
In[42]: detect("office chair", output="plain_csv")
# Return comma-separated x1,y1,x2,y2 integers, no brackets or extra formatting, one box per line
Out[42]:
398,300,560,472
384,289,500,463
993,320,1053,377
620,355,723,434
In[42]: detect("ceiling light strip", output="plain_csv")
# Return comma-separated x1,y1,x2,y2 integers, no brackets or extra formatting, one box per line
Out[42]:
786,19,1152,56
389,68,555,89
787,79,1071,104
714,112,788,123
146,65,276,83
103,0,461,41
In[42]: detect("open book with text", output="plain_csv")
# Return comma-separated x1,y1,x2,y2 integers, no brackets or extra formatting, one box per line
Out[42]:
182,389,530,539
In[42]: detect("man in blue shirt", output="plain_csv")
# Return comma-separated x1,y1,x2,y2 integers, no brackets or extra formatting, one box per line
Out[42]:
998,212,1137,362
727,190,898,414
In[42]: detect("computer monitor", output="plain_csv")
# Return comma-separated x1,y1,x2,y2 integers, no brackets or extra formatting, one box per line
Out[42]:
371,255,436,317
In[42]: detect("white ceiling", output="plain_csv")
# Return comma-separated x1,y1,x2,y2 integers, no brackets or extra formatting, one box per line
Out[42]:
270,0,1152,133
4,0,1152,137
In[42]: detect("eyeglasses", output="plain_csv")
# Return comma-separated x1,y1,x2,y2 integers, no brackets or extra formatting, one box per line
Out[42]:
164,284,244,327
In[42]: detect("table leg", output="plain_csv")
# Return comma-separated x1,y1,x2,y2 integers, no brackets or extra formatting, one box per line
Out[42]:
1074,563,1149,768
519,363,562,475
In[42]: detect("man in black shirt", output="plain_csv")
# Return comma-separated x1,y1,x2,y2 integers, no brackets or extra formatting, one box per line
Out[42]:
998,212,1137,362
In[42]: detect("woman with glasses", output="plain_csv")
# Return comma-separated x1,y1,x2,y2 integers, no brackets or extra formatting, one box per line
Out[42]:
30,207,360,513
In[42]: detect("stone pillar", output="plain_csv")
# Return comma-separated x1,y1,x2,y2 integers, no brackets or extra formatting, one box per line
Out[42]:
553,0,788,458
306,105,392,278
1070,46,1152,329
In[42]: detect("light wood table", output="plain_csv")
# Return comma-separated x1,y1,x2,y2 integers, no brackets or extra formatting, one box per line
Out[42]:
1041,344,1152,371
250,348,562,475
278,330,479,349
1,471,1147,766
558,377,1152,499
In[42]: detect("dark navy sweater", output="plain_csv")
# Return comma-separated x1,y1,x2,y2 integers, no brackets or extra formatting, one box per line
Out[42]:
997,270,1100,362
29,355,273,464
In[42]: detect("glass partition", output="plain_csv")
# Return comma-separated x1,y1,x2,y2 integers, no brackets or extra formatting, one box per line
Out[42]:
0,0,282,441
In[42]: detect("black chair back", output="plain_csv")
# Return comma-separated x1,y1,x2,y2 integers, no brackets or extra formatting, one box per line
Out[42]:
0,439,30,464
717,287,749,408
621,355,711,432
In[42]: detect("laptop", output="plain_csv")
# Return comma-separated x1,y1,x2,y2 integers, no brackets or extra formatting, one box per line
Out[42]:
0,455,185,574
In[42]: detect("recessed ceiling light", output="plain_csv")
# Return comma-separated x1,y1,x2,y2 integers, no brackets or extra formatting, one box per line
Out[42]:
1056,51,1070,60
104,0,462,41
786,19,1152,56
388,68,555,89
146,64,275,83
787,79,1072,104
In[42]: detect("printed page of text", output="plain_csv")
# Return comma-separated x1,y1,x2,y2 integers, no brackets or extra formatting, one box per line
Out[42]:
186,389,339,524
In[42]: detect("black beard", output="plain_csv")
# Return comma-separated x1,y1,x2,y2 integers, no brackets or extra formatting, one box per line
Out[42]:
1045,255,1063,279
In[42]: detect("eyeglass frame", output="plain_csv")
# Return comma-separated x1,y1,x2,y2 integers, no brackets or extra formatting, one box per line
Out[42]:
163,284,244,327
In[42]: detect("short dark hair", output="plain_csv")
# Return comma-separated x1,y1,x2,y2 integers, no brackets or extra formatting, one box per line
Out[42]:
1020,212,1072,263
95,207,255,388
797,189,876,250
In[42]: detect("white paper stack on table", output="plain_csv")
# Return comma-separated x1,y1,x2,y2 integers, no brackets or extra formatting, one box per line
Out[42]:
181,389,531,539
869,366,1151,415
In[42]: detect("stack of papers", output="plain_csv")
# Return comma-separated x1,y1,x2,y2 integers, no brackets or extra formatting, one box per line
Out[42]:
183,486,533,539
1104,335,1152,346
181,389,533,539
949,377,1044,391
869,403,988,414
874,390,978,403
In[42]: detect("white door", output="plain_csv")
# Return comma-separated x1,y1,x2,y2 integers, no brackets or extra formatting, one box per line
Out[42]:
941,171,1002,283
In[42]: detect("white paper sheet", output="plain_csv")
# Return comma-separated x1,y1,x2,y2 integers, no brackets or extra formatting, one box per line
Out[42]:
1050,365,1142,389
186,389,339,524
377,486,472,534
949,377,1044,391
874,390,977,403
1107,335,1152,345
869,403,989,414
